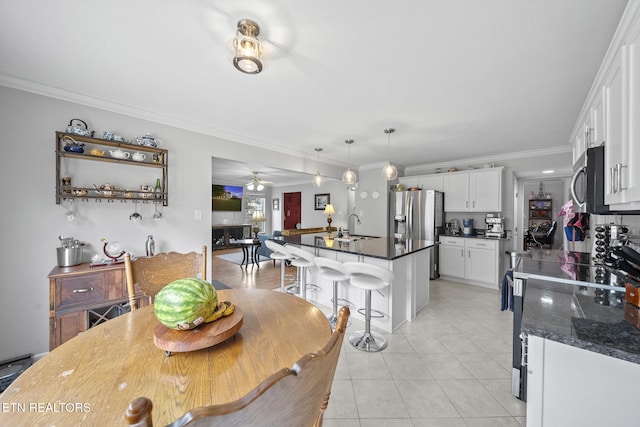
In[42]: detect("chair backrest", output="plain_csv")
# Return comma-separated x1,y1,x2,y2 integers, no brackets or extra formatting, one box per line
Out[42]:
314,257,347,276
285,245,316,263
124,306,350,427
265,239,289,256
124,245,207,310
343,261,394,288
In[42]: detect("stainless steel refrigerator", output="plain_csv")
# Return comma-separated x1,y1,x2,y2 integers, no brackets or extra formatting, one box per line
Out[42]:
389,189,444,279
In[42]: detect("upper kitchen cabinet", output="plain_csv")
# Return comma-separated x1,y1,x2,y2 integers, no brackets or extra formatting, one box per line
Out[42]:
398,174,444,192
572,2,640,210
571,87,605,164
443,168,503,212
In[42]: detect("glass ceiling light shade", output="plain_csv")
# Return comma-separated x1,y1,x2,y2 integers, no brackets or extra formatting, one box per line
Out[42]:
342,139,357,185
313,148,324,188
233,19,263,74
382,128,398,181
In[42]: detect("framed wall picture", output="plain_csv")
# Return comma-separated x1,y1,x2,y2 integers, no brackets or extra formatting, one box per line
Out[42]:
272,198,280,211
314,193,330,210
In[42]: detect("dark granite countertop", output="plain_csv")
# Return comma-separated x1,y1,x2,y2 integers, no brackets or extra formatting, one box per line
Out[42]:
513,250,640,364
441,232,510,240
281,233,434,261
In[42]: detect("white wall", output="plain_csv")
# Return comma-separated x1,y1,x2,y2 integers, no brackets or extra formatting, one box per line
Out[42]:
0,86,341,361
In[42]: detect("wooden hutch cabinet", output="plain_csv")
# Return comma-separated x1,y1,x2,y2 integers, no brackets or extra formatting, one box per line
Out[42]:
48,263,130,350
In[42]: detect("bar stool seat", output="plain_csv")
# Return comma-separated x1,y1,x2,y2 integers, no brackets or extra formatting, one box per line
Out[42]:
314,257,352,329
343,261,394,352
285,245,317,300
264,240,293,293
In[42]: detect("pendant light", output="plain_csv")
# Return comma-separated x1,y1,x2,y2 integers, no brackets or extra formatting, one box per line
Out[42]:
313,148,324,188
381,128,398,180
342,139,357,185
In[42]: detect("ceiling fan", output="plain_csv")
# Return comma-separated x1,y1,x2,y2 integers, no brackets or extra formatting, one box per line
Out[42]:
245,172,273,191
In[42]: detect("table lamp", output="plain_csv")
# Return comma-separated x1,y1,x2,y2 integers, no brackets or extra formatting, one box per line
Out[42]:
324,204,335,236
251,210,266,242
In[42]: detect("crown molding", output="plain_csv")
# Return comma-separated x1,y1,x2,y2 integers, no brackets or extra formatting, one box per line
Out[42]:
403,145,572,175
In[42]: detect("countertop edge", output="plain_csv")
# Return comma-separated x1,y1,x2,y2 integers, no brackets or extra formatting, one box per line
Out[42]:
522,325,640,365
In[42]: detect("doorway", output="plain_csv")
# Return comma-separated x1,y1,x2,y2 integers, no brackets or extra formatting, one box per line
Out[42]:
283,192,301,230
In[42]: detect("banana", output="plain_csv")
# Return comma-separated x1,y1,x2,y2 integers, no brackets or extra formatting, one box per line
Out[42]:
222,301,235,317
205,302,227,323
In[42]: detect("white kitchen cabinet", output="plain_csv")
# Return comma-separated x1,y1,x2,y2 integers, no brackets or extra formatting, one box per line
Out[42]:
526,335,640,427
438,236,502,289
465,239,497,285
439,237,465,279
571,89,605,164
571,2,640,210
442,168,503,212
608,12,640,208
604,49,625,205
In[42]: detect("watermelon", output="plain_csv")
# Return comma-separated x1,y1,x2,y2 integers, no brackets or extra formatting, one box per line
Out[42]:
154,278,218,330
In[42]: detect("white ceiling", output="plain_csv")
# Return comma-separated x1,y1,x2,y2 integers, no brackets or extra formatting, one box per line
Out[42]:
0,0,629,185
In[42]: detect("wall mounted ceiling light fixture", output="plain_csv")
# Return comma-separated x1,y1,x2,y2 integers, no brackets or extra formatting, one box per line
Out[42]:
233,19,263,74
342,139,357,185
313,148,324,188
381,128,398,181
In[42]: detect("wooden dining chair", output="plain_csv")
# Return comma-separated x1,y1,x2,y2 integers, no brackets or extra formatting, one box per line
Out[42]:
124,306,350,427
124,245,207,310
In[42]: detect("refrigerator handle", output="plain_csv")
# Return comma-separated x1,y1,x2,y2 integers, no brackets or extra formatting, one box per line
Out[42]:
407,195,413,237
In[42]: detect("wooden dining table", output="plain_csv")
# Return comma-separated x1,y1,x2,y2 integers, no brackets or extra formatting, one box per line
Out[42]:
0,288,332,426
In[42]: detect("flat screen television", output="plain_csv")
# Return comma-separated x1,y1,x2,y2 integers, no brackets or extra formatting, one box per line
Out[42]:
212,185,243,211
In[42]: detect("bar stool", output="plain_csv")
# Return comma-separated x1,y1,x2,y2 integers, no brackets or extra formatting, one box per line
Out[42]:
264,240,294,293
285,245,317,300
343,261,394,352
314,257,352,329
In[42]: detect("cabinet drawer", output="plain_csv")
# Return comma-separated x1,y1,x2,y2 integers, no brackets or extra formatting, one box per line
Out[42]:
439,237,465,247
55,273,111,310
465,239,497,250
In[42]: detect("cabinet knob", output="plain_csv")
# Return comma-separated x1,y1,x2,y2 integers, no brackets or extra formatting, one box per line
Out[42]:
72,287,94,294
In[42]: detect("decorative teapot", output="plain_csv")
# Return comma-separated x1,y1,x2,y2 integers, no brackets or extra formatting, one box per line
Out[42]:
131,152,146,162
135,134,163,147
109,149,130,159
66,119,94,137
62,135,85,153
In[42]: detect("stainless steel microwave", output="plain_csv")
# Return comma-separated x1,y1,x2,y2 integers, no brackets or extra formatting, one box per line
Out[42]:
570,146,609,214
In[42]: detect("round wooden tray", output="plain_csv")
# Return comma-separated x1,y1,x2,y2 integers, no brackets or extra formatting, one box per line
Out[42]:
153,306,243,355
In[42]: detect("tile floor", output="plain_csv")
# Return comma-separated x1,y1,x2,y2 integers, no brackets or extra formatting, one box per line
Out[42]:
319,279,526,427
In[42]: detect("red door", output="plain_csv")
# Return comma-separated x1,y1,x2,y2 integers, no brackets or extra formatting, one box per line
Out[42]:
283,192,301,230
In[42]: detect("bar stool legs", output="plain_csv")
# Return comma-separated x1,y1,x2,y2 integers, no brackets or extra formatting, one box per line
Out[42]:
349,289,387,351
343,261,394,353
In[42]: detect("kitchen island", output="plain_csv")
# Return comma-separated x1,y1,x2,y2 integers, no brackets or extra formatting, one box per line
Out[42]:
512,250,640,427
282,233,434,332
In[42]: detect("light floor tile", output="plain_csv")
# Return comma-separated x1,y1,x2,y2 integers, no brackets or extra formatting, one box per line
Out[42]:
359,419,414,427
322,279,528,425
352,379,409,419
346,352,391,380
395,379,460,418
438,379,510,418
383,353,434,380
454,353,512,379
464,416,523,427
412,418,469,427
325,379,359,419
480,378,527,417
419,353,475,380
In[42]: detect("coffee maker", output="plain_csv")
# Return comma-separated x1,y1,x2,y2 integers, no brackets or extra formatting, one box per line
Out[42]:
485,213,506,238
